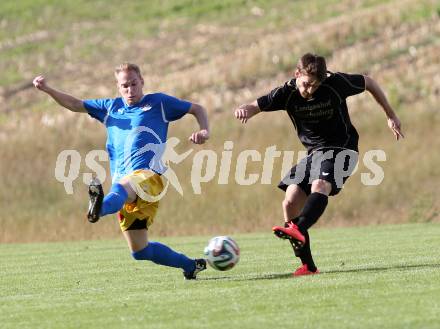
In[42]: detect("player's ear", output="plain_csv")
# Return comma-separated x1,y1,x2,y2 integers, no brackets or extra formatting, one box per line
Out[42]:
294,69,301,78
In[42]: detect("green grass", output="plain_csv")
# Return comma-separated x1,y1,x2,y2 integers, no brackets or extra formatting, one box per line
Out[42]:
0,0,376,38
1,223,439,329
2,0,427,87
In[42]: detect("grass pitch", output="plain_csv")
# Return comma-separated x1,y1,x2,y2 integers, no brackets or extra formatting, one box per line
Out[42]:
1,223,439,329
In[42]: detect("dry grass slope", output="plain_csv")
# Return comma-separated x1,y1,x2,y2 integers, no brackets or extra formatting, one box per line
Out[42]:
0,0,439,242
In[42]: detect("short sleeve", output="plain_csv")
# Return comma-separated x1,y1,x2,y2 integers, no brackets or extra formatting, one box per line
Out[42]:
330,73,366,100
257,80,295,112
159,93,191,122
83,98,113,123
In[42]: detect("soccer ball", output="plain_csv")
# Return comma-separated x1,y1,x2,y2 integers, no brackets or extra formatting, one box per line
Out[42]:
204,236,240,271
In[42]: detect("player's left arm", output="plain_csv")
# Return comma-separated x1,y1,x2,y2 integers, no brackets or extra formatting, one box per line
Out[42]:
364,75,404,140
187,103,210,144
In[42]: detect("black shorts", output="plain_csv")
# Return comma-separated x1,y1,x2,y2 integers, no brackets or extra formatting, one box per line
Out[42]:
126,218,148,230
278,147,358,196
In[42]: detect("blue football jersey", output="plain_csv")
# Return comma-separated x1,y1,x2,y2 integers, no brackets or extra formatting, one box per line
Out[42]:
83,93,191,182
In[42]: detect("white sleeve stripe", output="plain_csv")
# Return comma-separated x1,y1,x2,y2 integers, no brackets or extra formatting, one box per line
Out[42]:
336,72,365,90
103,110,109,125
160,101,169,123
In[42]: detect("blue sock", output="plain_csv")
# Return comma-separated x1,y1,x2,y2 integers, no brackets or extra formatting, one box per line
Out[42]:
100,183,128,216
131,242,195,273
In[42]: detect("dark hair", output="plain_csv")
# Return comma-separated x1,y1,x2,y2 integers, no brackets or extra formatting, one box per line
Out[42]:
296,53,327,82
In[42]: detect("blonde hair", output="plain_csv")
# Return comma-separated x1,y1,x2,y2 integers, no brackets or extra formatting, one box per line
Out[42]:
114,63,142,79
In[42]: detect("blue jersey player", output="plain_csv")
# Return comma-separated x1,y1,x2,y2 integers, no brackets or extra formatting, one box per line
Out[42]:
33,63,210,279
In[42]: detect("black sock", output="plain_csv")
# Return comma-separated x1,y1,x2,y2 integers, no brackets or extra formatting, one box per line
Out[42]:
288,220,317,272
296,192,328,232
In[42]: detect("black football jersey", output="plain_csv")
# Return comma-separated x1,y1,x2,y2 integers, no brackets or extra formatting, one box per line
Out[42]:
257,72,366,152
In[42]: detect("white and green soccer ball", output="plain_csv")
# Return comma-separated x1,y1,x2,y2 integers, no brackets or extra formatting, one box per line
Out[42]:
204,236,240,271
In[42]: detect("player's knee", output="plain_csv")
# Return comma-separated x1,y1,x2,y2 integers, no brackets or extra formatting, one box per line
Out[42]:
131,243,150,260
311,179,332,195
282,198,295,210
118,178,137,203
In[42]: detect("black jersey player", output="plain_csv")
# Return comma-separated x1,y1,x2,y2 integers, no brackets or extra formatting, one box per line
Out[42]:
234,53,404,276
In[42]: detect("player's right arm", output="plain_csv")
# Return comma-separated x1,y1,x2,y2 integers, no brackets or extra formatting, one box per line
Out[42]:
33,75,86,113
235,81,294,123
234,100,261,124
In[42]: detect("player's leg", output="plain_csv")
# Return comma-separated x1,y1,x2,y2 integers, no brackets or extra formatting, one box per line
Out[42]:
118,171,205,279
87,176,137,223
124,228,194,269
124,227,206,279
282,184,307,223
273,156,311,246
294,179,331,232
280,184,308,249
281,185,319,273
295,147,357,232
274,180,328,275
123,227,149,252
292,150,357,273
273,154,331,274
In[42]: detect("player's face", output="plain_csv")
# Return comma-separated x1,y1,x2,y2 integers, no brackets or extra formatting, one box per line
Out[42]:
295,70,321,99
116,70,144,105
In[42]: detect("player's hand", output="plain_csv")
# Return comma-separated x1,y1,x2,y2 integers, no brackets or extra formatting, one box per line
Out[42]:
33,75,49,92
234,105,251,123
189,129,209,144
387,115,404,140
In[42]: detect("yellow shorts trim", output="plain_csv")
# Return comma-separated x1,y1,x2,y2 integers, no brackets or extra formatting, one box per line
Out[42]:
118,170,164,231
